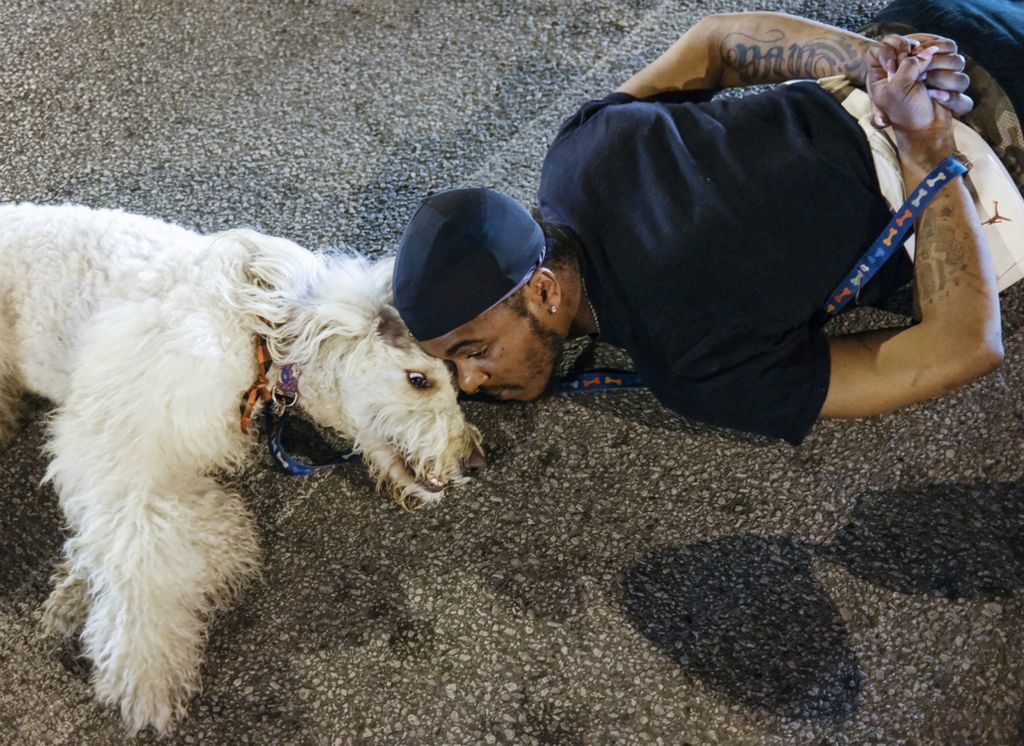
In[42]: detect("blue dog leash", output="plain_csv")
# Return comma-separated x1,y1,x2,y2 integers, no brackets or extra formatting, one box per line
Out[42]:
263,363,360,476
558,368,647,393
264,405,359,476
240,344,359,476
559,155,969,392
823,155,969,317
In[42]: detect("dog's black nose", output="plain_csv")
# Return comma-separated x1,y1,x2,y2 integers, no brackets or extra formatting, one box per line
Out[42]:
463,446,488,474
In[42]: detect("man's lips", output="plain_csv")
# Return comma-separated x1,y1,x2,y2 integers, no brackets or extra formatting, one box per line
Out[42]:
460,384,532,402
484,387,516,400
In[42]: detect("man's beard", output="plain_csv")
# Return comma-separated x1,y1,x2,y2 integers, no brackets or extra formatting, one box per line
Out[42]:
528,313,564,394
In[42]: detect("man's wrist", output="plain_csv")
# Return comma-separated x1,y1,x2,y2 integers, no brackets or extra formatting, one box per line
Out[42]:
846,37,874,86
895,130,956,173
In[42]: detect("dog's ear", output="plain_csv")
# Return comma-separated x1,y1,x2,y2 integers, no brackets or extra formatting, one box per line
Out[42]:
276,259,396,364
227,228,320,294
375,305,413,350
223,229,323,344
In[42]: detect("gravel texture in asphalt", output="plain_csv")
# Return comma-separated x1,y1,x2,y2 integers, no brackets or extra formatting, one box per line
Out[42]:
2,1,1023,744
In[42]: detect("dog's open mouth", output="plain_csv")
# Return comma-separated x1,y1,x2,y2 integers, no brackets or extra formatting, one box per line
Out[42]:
417,474,450,493
388,442,484,500
393,450,454,491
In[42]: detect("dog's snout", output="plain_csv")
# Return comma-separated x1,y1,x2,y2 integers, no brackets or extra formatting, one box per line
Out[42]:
463,446,488,474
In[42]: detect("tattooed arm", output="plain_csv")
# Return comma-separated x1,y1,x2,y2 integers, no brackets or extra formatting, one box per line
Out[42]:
820,54,1002,419
716,15,868,87
618,12,967,107
618,12,871,98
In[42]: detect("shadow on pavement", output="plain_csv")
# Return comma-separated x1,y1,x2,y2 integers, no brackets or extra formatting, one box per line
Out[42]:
622,536,859,720
822,482,1024,599
0,400,63,616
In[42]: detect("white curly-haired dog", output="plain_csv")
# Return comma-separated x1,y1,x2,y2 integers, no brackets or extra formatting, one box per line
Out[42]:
0,202,484,733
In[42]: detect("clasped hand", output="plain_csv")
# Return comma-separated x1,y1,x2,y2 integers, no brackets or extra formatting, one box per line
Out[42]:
864,34,966,149
863,34,972,160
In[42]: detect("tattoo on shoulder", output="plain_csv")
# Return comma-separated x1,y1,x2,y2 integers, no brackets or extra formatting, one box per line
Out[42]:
720,30,861,84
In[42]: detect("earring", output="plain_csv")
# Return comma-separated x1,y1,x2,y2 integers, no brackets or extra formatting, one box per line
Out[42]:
549,305,557,314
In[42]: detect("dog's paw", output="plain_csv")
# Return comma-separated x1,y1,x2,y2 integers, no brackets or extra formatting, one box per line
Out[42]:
89,628,202,735
100,672,198,736
39,569,88,638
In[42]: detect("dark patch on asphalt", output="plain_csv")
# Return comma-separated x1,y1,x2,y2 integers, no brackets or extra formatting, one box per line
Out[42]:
622,536,860,720
0,404,64,616
174,651,314,746
57,637,92,681
522,700,586,746
479,685,587,745
475,539,584,622
822,482,1024,599
249,559,435,657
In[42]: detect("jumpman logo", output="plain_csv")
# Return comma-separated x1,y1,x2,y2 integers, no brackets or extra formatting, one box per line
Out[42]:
982,201,1012,226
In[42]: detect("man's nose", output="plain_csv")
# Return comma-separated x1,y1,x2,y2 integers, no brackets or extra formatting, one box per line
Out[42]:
455,361,488,394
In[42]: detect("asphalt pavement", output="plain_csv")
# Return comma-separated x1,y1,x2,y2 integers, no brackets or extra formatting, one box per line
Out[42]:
2,0,1023,743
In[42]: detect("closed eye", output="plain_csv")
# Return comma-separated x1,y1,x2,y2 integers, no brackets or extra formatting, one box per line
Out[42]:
468,349,487,359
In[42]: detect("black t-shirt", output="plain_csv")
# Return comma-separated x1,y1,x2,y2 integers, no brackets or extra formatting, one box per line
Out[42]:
538,82,910,444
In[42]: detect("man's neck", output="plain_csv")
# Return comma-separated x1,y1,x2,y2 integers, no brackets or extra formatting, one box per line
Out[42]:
566,264,599,337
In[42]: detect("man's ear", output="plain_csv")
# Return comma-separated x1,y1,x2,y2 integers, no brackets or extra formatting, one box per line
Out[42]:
526,267,562,309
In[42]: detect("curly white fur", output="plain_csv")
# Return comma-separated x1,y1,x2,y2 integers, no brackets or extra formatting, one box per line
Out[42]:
0,203,481,733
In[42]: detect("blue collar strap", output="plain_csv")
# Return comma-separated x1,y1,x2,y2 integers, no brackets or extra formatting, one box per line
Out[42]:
824,154,969,317
264,406,359,476
258,359,359,476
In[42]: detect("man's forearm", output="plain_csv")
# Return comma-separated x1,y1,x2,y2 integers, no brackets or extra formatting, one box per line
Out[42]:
902,150,1000,342
713,12,871,87
820,154,1001,419
617,11,874,99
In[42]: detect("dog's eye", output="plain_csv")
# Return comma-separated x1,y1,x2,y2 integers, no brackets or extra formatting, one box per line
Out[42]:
407,371,430,389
